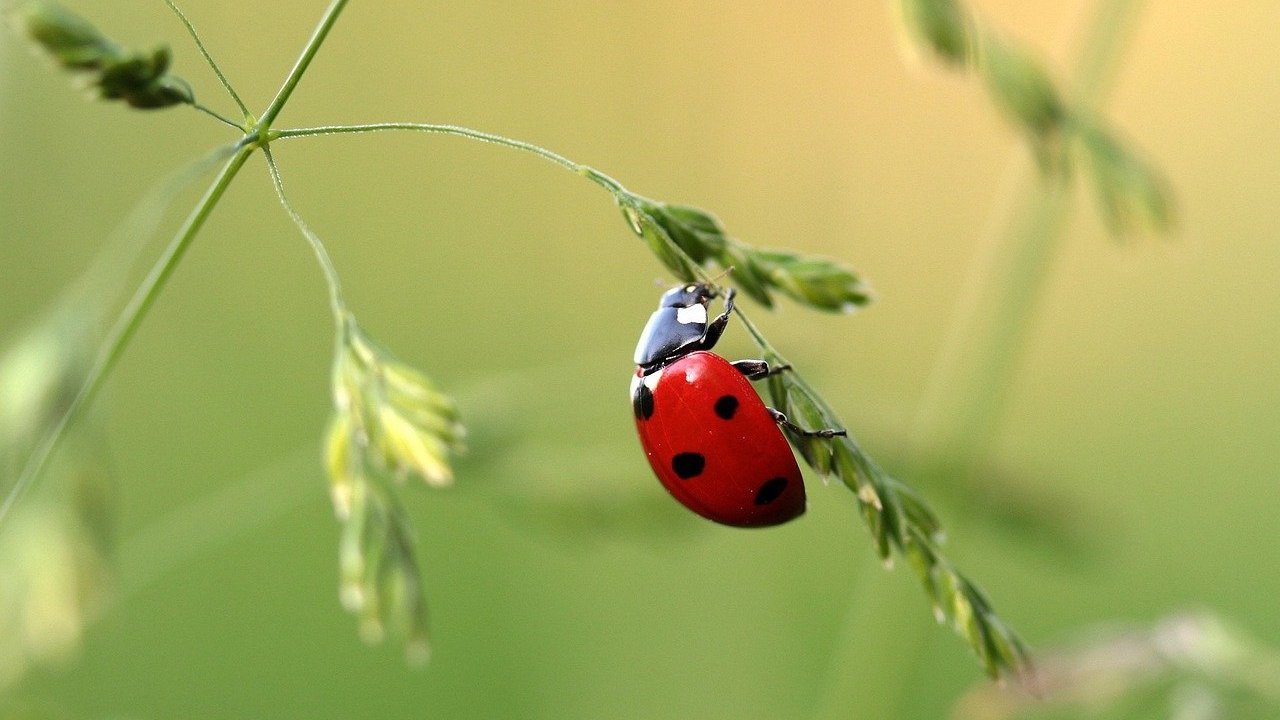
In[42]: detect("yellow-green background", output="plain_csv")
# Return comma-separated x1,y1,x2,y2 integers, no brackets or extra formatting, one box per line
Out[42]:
2,0,1278,717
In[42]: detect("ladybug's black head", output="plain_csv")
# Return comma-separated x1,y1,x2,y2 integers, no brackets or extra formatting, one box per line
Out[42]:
658,282,716,309
634,282,721,369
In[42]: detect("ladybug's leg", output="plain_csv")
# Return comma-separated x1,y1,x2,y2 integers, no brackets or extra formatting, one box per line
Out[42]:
767,408,847,438
731,359,792,381
695,288,736,352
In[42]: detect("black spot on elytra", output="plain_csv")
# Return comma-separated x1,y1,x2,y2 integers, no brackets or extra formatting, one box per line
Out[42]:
633,382,654,420
754,477,788,505
671,452,705,479
713,394,739,420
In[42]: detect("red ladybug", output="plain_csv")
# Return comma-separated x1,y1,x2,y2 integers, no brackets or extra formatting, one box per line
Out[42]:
631,283,845,527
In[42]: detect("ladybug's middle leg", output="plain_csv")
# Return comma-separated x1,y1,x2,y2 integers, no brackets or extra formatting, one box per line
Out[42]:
730,359,792,380
731,359,843,435
767,408,847,438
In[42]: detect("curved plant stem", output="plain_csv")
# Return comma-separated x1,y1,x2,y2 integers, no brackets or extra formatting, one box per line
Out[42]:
0,141,257,527
163,0,251,120
730,302,845,431
271,123,632,198
262,146,347,322
191,101,244,129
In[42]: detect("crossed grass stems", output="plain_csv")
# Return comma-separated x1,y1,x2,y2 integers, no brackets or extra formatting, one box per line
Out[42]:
9,0,1188,681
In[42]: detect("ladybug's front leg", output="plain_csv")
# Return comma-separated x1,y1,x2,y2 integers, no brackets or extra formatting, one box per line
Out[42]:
695,288,736,352
767,408,847,438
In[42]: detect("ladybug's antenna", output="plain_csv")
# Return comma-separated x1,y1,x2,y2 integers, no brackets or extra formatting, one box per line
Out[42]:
706,266,734,295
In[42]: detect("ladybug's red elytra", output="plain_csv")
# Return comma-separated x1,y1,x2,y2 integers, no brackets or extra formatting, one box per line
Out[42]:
631,283,845,527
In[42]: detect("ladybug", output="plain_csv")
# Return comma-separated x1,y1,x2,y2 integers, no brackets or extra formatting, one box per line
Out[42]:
631,282,845,527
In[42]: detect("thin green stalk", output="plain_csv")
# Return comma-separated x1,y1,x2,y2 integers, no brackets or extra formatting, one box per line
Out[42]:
731,303,838,425
262,146,347,322
162,0,251,120
258,0,350,130
913,172,1071,475
272,123,632,198
0,141,257,527
191,101,244,129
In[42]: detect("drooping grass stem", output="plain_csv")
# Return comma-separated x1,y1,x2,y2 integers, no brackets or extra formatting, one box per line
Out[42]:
162,0,251,121
263,146,348,323
274,126,808,374
272,123,632,198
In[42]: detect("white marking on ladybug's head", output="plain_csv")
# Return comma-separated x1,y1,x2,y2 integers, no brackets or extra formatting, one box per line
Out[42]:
642,368,663,390
676,304,707,325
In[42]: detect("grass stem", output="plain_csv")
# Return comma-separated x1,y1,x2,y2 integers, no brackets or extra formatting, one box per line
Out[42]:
272,123,632,198
263,146,348,322
162,0,251,120
258,0,351,130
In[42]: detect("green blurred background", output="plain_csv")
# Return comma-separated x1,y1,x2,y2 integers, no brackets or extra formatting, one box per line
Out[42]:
2,0,1279,718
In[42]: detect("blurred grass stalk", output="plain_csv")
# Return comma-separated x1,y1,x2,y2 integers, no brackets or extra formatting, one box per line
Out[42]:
0,131,246,688
0,0,350,686
820,0,1147,716
0,307,113,690
914,0,1143,483
912,0,1143,705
